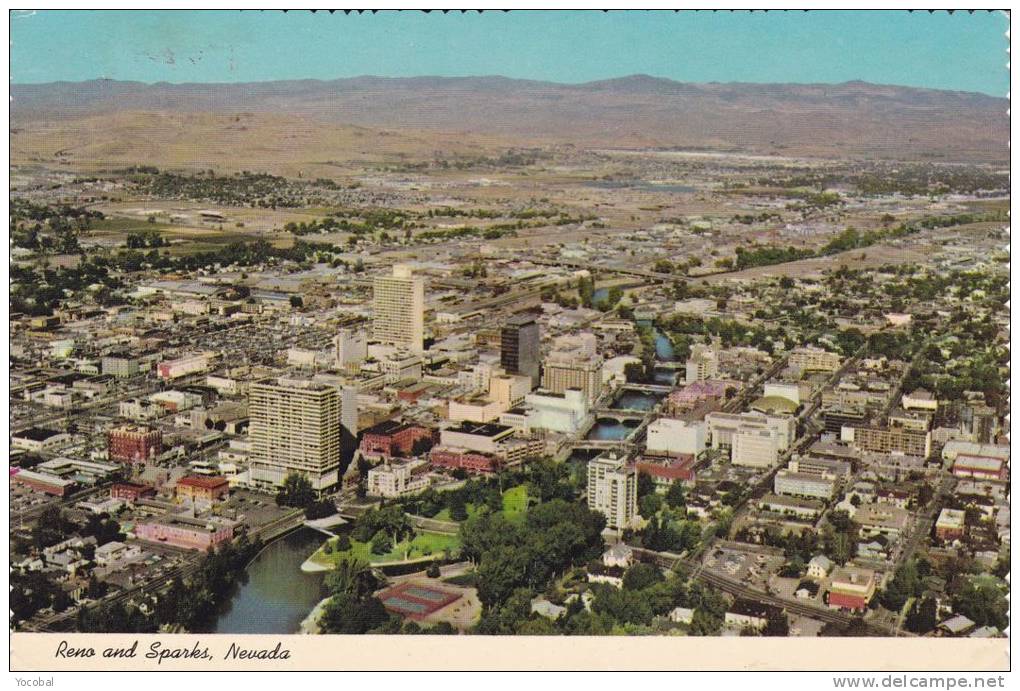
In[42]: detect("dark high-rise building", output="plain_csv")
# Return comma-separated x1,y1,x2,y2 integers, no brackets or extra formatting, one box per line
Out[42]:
501,312,541,388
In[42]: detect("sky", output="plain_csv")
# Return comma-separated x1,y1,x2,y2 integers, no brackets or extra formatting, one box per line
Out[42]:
9,10,1010,96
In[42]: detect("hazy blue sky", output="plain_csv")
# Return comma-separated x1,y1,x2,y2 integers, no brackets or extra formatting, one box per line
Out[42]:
9,10,1010,95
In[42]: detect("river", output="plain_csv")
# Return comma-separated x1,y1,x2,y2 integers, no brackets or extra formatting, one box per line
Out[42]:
212,528,327,634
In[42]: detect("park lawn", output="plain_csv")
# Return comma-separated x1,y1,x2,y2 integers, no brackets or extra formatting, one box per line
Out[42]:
431,486,530,524
310,530,461,567
502,485,529,523
432,503,482,523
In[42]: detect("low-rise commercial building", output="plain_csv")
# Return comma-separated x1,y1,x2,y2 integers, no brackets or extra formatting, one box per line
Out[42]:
646,418,706,457
828,566,876,612
367,458,431,497
175,475,230,506
935,508,967,542
774,469,836,500
134,515,235,551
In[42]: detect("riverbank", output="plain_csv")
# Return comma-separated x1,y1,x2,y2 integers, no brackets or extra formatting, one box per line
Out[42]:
299,597,329,634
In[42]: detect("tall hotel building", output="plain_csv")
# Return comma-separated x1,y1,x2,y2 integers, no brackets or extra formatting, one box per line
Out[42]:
587,453,637,532
372,264,425,353
500,312,541,387
249,377,342,492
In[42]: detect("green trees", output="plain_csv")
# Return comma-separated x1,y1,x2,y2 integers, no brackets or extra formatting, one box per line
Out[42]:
905,594,938,634
370,530,392,555
448,493,469,522
319,557,390,634
577,274,596,309
32,506,76,549
665,480,686,510
275,473,316,509
304,499,336,520
324,557,377,599
638,486,664,517
881,560,924,612
622,563,664,592
462,499,605,613
352,505,413,547
641,515,701,554
952,577,1008,630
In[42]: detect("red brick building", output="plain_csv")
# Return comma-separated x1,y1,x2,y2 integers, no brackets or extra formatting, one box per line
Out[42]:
108,425,162,463
429,447,500,474
359,420,436,458
175,475,230,504
110,482,156,502
635,454,697,490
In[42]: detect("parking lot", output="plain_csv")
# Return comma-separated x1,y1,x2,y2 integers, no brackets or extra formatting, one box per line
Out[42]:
703,544,786,590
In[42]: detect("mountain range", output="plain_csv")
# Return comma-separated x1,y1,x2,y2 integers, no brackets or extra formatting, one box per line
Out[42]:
10,75,1009,165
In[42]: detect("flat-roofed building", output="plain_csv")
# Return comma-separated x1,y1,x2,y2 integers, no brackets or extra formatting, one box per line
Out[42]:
935,508,966,541
844,425,931,458
951,454,1008,481
732,428,780,468
367,458,431,497
759,493,824,519
359,420,435,459
334,327,368,372
489,373,532,410
853,502,911,538
11,427,71,454
525,388,591,434
646,418,706,457
774,469,836,499
249,377,343,492
685,345,719,384
902,389,938,412
706,411,795,451
135,514,235,551
587,452,637,532
107,425,162,463
501,312,541,388
828,566,876,612
12,468,74,496
789,346,841,374
790,456,852,479
542,355,603,403
439,421,515,455
448,394,505,423
372,264,424,353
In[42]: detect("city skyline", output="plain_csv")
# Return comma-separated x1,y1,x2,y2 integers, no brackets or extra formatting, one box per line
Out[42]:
8,7,1010,673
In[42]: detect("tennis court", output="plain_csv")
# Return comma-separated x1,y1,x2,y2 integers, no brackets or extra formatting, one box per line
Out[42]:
377,581,462,620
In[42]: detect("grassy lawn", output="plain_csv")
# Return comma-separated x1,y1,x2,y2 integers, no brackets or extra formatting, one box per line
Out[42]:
502,485,529,523
432,503,482,523
309,530,461,568
431,486,530,524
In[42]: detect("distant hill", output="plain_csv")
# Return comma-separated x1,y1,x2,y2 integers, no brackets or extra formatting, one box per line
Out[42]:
10,75,1009,165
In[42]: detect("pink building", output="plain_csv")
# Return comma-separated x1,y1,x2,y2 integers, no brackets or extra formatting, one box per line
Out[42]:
134,515,234,551
667,380,735,414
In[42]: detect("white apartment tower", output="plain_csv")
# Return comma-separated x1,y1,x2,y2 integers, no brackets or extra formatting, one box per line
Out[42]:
334,327,368,372
372,264,425,353
249,377,343,492
587,453,638,532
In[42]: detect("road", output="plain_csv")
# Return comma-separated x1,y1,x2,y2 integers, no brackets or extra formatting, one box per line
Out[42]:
631,546,908,635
